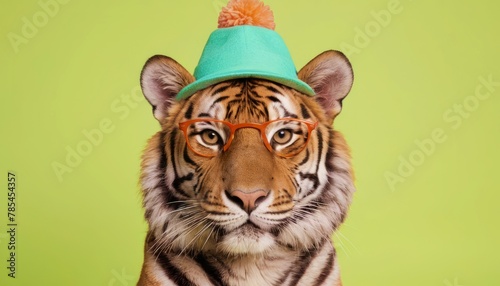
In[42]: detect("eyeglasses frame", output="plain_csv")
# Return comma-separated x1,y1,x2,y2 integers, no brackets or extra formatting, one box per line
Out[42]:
178,118,318,158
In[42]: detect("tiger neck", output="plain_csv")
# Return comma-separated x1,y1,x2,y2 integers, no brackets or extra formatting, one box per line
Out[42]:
141,236,338,285
154,246,298,284
150,236,333,271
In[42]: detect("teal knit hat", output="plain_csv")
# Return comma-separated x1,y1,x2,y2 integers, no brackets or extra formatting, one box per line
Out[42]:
175,0,315,100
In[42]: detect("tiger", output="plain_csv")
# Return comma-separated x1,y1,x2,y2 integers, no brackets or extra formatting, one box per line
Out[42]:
137,50,355,286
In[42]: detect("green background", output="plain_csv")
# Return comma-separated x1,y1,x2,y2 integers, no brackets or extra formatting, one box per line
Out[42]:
1,0,499,285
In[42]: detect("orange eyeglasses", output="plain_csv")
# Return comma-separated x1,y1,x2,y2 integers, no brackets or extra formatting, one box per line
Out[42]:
179,118,318,158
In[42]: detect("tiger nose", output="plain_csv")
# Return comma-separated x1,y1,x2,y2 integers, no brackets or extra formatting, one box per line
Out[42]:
226,189,270,214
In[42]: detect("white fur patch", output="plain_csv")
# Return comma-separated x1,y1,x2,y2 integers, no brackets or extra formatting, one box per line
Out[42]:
218,226,276,254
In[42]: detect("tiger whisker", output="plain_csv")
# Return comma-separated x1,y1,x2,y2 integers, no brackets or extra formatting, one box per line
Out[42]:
336,230,361,255
148,209,205,255
179,216,210,255
164,205,199,215
333,232,351,258
164,199,200,205
200,222,216,252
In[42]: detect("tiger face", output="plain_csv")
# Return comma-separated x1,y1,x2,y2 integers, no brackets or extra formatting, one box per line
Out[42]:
139,51,354,259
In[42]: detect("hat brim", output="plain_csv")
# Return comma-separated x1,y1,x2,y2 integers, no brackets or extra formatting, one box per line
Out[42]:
176,70,315,100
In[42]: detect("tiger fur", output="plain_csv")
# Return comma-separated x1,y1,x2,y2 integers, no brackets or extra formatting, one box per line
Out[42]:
137,50,355,286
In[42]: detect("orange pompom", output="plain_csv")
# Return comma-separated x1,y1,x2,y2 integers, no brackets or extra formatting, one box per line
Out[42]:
218,0,275,30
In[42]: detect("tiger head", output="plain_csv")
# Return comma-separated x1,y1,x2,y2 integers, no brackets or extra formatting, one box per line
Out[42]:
140,50,354,257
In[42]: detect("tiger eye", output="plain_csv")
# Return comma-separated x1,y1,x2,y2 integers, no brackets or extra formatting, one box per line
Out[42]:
200,130,220,145
273,129,292,144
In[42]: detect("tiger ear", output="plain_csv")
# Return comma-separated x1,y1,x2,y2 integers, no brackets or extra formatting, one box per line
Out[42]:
298,50,353,121
140,55,195,121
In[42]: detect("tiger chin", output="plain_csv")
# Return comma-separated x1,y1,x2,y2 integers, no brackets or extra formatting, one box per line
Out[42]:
137,50,355,286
